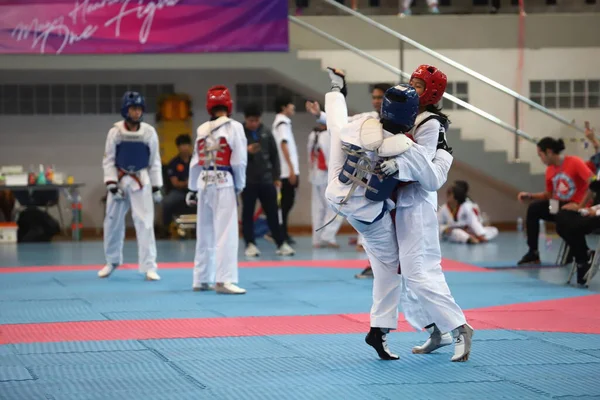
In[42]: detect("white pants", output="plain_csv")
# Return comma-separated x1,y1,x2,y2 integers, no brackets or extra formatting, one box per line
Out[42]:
445,226,499,244
396,202,466,334
401,0,438,9
104,184,157,273
348,212,401,329
311,182,343,246
193,185,239,286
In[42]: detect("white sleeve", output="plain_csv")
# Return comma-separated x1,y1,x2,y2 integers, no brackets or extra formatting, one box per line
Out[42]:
324,91,349,185
273,121,291,149
393,146,453,191
188,133,201,192
148,128,163,188
321,130,331,167
102,128,119,184
230,122,248,193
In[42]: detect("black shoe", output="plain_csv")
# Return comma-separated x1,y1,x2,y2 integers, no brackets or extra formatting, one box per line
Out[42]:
365,328,399,360
577,261,591,287
355,265,373,279
517,251,541,266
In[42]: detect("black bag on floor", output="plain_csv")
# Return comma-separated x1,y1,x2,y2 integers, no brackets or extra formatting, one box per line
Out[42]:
17,207,60,242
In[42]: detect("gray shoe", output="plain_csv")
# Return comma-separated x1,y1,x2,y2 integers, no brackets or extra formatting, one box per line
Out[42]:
412,323,453,354
451,323,474,362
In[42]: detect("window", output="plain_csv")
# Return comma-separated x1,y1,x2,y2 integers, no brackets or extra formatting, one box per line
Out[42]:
235,83,307,113
441,81,469,111
0,83,175,115
530,79,600,109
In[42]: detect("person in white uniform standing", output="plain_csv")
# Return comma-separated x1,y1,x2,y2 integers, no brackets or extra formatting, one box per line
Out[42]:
390,64,473,362
272,97,300,245
438,183,498,244
99,91,163,281
186,86,247,294
324,67,454,361
308,116,343,248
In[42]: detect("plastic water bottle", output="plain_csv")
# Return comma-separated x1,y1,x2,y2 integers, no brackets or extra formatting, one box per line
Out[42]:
517,217,523,233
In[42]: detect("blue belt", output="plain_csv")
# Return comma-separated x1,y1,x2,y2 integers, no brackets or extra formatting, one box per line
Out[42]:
357,205,386,225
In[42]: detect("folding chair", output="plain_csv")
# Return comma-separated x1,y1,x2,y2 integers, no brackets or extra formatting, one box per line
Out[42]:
556,240,571,266
566,238,600,287
174,214,196,239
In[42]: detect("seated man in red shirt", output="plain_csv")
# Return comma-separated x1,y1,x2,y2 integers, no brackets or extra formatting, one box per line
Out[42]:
516,137,593,265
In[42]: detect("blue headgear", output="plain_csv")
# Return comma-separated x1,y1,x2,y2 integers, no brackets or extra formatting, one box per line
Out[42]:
380,84,419,134
121,91,145,122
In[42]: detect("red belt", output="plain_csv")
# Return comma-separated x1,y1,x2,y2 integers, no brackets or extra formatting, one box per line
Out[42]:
118,170,143,189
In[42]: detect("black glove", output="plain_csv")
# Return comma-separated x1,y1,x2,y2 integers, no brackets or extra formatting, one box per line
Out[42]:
437,131,453,155
327,67,348,97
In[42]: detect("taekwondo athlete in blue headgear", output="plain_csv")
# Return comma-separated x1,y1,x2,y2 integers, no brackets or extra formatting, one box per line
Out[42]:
99,91,164,281
322,67,454,361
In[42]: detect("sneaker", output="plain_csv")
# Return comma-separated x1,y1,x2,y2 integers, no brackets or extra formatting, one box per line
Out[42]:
145,271,161,281
355,265,373,279
276,242,295,256
398,8,412,17
517,251,541,266
412,323,453,354
216,282,246,295
429,6,440,14
98,264,117,278
245,243,261,257
451,323,474,362
365,328,399,360
193,283,214,292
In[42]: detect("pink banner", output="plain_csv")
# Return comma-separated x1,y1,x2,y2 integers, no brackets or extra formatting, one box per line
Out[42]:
0,0,289,55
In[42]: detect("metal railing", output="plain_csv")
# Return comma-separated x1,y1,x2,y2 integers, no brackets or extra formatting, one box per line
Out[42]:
321,0,582,132
289,16,536,144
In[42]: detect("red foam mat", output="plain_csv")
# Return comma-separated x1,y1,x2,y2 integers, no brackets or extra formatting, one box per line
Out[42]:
0,258,486,274
2,295,598,344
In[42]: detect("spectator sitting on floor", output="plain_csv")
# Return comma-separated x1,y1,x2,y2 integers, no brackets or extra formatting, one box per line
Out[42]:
516,137,593,266
438,183,498,244
162,134,194,232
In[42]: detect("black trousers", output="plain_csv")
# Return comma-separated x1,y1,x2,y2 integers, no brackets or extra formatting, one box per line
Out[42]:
280,177,299,241
241,183,284,247
525,200,567,252
555,210,600,264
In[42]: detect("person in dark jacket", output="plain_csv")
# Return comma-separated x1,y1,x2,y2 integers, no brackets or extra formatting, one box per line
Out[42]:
242,103,295,257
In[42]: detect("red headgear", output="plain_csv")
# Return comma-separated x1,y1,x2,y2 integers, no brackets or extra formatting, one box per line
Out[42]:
410,65,447,106
206,85,233,115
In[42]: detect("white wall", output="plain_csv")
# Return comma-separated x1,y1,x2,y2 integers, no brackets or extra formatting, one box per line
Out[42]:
297,47,600,174
0,70,327,230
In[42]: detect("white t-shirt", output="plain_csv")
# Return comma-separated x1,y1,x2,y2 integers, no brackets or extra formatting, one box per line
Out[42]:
272,113,300,179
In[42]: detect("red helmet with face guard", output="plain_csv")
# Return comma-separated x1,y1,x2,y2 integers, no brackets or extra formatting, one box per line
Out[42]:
206,85,233,115
410,65,447,106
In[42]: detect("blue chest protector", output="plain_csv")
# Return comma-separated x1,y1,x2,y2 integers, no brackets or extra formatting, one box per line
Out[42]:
115,141,150,173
